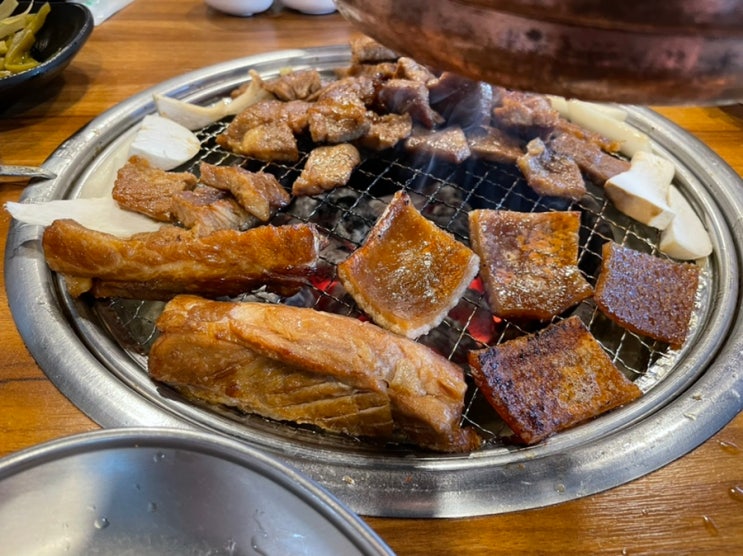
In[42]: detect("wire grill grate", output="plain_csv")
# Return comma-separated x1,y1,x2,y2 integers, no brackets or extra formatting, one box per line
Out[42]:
96,111,693,450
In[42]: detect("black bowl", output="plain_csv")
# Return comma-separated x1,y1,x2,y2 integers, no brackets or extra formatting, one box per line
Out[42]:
0,2,94,109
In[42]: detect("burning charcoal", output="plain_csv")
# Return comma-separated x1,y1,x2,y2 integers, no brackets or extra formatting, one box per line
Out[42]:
377,79,444,129
293,143,361,196
404,126,471,164
428,72,494,130
517,138,586,200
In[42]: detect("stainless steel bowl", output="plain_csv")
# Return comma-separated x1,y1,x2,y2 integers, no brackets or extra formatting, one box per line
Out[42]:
335,0,743,104
0,428,394,555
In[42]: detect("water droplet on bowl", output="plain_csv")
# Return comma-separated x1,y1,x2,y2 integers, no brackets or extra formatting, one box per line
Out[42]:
94,517,110,530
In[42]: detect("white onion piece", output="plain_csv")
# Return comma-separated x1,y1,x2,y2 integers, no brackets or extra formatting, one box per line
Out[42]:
660,186,713,260
128,114,200,170
566,99,651,157
5,197,162,237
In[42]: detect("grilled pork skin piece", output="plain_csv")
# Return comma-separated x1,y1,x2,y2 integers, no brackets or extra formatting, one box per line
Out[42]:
42,220,322,300
469,316,642,445
468,209,593,320
149,295,481,453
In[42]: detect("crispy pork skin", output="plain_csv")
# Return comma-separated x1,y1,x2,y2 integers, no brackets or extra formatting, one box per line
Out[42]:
468,210,593,320
594,242,700,348
42,220,321,300
469,316,642,445
149,295,481,453
338,190,480,339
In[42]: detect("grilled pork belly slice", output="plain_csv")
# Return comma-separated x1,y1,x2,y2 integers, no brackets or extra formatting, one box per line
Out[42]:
42,220,321,300
517,138,587,200
198,162,290,222
469,316,642,445
112,156,198,222
292,143,361,196
469,210,593,321
170,186,256,234
338,190,480,339
594,242,700,348
149,295,480,452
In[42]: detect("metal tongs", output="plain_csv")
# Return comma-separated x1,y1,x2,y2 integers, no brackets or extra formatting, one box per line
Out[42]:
0,165,57,180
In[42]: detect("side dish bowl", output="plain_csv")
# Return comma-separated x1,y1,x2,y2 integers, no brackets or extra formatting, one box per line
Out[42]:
0,2,94,109
0,428,394,555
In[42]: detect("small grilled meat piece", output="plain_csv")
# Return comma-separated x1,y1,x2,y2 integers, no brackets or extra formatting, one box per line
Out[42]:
292,143,361,196
428,72,494,131
261,69,323,101
377,78,444,129
467,126,524,165
469,316,642,445
594,242,700,348
337,61,398,81
491,88,560,133
112,156,198,222
220,99,311,141
548,130,630,185
170,186,256,234
149,295,480,452
350,35,398,64
199,162,290,221
357,112,413,151
338,190,480,339
230,121,299,162
42,220,322,300
404,126,471,164
307,79,373,144
394,56,436,84
468,210,593,320
517,138,587,200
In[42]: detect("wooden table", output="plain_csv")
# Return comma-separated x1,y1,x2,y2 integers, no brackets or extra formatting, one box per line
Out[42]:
1,2,742,554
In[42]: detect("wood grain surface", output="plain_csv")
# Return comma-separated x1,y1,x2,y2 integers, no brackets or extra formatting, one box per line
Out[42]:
1,2,742,554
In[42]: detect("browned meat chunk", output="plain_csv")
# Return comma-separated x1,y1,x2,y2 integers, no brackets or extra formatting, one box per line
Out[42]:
149,295,480,452
170,186,256,234
220,99,311,141
357,112,413,151
491,88,560,133
468,316,642,445
337,61,398,81
405,126,471,164
313,74,377,106
261,69,323,101
594,242,700,348
468,210,593,320
307,80,372,144
394,57,436,84
553,118,622,153
112,156,198,222
292,143,361,196
42,220,322,300
226,121,299,162
428,72,493,130
150,296,394,440
338,190,480,339
548,130,630,184
199,162,290,221
467,126,524,165
517,138,587,200
350,35,398,64
377,78,443,129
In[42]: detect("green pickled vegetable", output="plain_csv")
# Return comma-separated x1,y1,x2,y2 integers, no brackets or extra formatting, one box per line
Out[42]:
0,1,51,78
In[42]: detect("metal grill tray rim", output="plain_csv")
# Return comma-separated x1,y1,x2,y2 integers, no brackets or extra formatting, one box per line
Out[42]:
6,45,743,518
